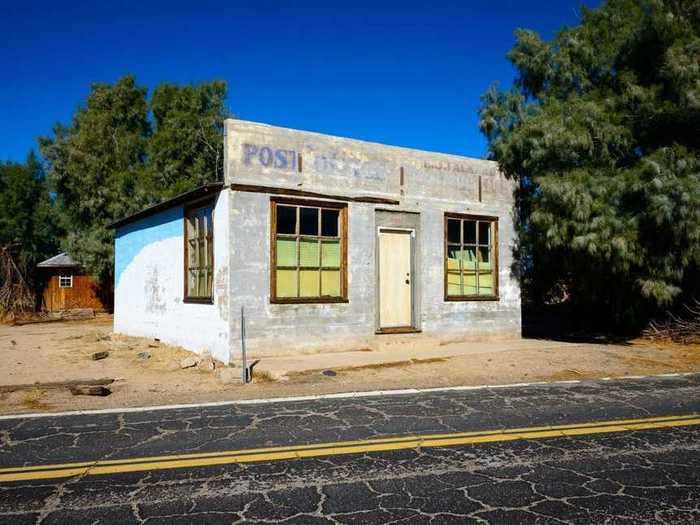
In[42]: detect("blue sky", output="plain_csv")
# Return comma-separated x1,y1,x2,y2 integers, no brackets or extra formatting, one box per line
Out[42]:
1,1,597,163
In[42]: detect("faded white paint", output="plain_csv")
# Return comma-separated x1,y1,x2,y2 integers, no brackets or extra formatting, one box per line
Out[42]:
114,191,231,363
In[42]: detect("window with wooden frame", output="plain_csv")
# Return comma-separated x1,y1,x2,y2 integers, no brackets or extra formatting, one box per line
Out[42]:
271,198,347,303
58,274,73,288
184,202,214,303
445,214,499,300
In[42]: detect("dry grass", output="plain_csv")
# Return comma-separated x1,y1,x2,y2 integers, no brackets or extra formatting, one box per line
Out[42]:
252,369,276,383
21,389,50,411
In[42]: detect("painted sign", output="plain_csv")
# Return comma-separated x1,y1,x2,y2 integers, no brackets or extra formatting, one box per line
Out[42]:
243,143,297,171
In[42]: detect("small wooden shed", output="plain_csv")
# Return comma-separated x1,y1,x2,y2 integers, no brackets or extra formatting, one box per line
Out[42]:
36,253,111,312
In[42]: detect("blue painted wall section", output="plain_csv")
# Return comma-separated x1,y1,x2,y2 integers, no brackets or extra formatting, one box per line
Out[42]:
114,206,183,288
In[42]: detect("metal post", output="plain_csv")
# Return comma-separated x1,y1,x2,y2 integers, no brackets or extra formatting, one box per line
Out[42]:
240,306,248,383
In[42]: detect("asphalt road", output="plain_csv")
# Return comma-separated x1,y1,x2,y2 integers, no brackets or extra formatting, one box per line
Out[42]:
1,374,700,523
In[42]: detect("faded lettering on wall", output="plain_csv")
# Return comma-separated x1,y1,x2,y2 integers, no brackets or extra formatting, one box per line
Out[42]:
243,143,297,171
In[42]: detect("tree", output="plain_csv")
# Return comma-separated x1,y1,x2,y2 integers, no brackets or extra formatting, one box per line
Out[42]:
148,81,228,197
40,75,152,283
479,0,700,327
39,75,229,283
0,152,59,272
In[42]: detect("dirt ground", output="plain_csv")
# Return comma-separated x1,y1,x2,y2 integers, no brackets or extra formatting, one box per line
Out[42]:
1,315,699,415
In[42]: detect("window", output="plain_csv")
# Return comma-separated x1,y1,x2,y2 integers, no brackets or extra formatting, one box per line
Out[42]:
271,199,347,303
184,202,214,302
58,274,73,288
445,214,498,300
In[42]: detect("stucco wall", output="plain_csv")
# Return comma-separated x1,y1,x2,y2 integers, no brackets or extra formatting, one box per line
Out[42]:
225,120,521,358
114,192,231,363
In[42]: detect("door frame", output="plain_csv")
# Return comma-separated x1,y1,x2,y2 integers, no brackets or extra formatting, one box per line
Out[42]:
375,226,419,334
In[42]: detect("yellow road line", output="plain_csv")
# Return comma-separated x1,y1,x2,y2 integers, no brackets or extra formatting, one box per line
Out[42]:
1,413,698,483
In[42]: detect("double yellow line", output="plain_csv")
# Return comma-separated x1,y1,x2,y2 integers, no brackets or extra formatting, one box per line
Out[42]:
1,413,698,483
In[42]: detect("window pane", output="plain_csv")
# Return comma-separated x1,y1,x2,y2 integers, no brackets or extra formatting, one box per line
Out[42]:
447,245,461,270
478,246,491,270
479,221,491,245
321,240,340,267
478,272,493,295
447,219,460,243
463,246,477,264
300,269,320,297
321,209,339,237
463,253,478,295
463,269,478,295
463,220,477,244
299,238,320,267
198,267,206,296
276,237,297,266
276,269,297,298
276,205,296,234
447,271,461,296
189,269,198,296
300,207,319,235
321,270,341,297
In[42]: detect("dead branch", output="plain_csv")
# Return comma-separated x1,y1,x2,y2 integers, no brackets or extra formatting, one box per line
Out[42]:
0,245,36,321
643,298,700,344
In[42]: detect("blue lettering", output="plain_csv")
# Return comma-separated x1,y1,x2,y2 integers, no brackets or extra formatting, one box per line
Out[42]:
274,149,288,169
259,147,273,167
243,144,258,165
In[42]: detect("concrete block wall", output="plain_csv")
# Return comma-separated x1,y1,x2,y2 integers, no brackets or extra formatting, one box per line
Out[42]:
225,120,521,358
114,191,231,363
228,191,377,356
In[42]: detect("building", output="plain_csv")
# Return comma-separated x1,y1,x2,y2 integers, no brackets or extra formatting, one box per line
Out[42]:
112,120,521,365
36,253,111,312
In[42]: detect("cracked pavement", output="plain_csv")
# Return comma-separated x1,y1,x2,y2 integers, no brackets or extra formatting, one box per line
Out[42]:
1,374,700,523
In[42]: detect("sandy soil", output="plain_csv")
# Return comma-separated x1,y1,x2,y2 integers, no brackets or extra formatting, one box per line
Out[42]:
1,316,699,415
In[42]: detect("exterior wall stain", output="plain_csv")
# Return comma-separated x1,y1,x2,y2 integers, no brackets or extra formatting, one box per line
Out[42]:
144,265,166,314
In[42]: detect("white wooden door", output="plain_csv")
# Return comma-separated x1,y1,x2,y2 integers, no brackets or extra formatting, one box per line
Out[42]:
379,230,413,328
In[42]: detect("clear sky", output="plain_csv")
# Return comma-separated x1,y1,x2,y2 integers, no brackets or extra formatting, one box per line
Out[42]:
1,0,597,163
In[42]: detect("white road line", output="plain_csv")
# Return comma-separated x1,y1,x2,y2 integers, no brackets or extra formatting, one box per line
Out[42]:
0,371,697,421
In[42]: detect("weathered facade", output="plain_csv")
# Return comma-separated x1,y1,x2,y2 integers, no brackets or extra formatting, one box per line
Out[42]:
113,120,520,364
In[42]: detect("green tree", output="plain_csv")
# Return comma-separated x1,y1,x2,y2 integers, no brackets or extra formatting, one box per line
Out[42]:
480,0,700,327
0,152,59,272
39,75,152,283
148,81,228,197
39,75,229,283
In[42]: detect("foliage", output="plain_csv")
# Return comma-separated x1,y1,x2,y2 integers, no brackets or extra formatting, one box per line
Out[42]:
39,75,229,282
149,81,227,197
0,152,59,273
479,0,700,327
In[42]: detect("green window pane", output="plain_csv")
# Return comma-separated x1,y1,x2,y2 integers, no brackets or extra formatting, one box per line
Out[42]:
299,238,320,267
321,240,340,267
276,237,297,266
463,269,477,295
479,271,493,295
276,269,298,298
478,246,491,270
300,269,320,297
321,270,341,297
447,271,461,296
447,245,461,270
463,246,477,263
